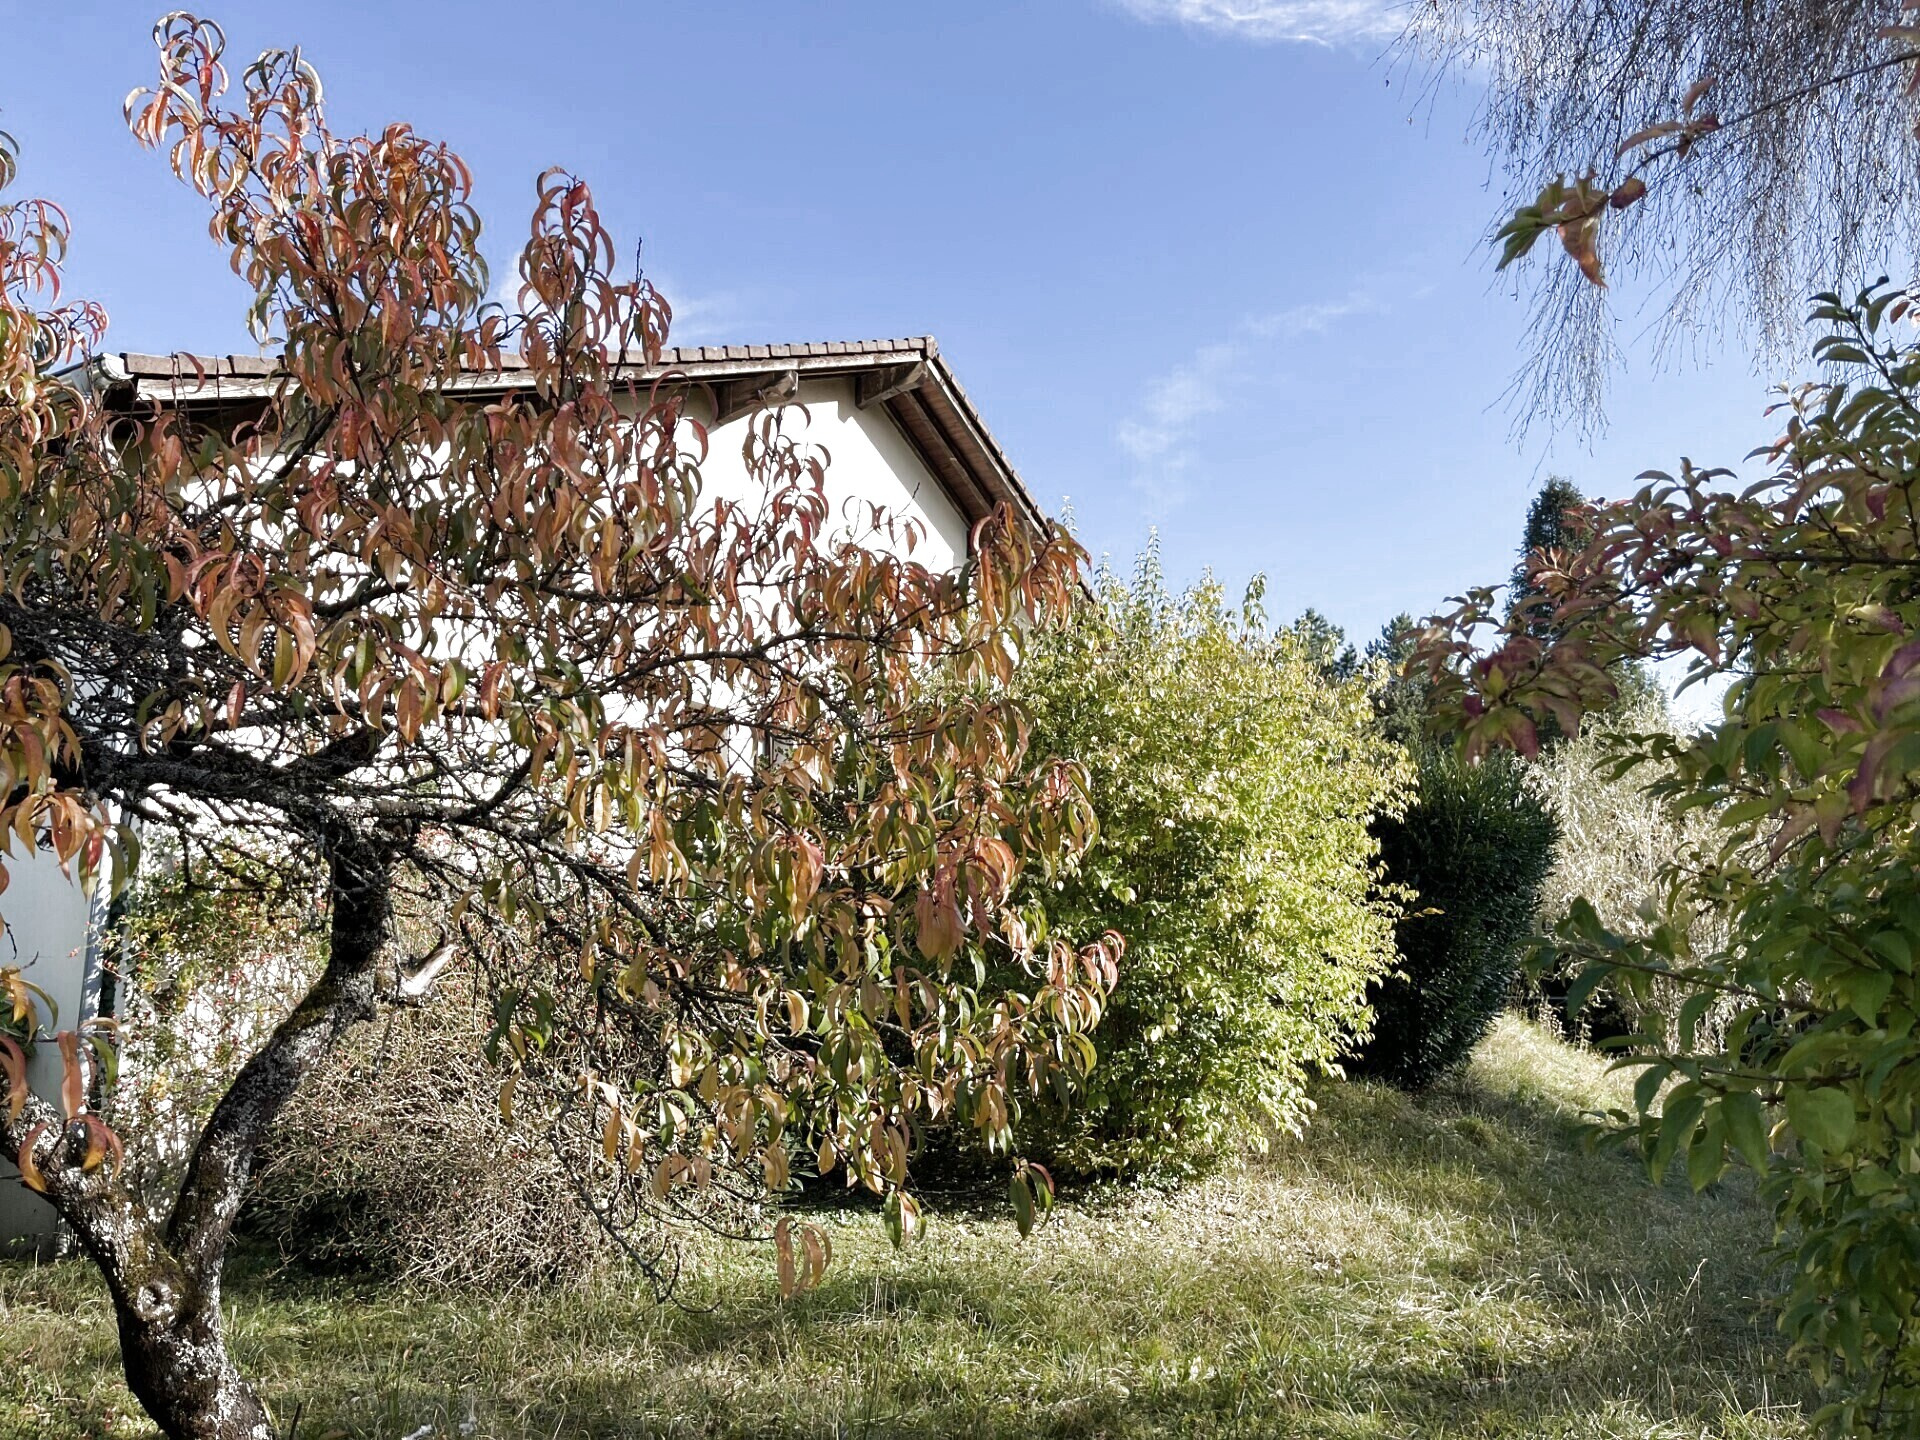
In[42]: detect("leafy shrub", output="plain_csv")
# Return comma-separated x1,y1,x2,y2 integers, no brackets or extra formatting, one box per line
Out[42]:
1354,743,1559,1090
1004,549,1410,1177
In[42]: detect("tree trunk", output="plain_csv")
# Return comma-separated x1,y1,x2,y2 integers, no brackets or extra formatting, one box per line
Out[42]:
1,830,396,1439
115,1280,274,1440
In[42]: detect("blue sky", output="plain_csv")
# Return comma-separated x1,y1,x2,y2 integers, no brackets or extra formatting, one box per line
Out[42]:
3,1,1782,644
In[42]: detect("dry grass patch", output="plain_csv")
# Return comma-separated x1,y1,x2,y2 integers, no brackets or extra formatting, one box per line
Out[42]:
0,1017,1807,1438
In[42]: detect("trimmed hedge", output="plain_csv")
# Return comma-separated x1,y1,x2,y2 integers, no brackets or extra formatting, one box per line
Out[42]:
1355,744,1558,1089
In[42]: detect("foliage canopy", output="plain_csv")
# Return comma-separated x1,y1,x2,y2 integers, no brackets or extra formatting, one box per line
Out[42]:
1419,282,1920,1433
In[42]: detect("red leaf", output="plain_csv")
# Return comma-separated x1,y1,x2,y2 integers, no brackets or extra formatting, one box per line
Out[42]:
1608,177,1647,210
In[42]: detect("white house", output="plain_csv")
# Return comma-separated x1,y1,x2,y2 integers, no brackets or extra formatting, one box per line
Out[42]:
2,336,1046,1251
0,854,111,1251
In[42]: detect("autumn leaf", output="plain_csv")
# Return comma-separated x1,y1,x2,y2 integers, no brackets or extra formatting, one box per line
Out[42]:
1557,213,1606,288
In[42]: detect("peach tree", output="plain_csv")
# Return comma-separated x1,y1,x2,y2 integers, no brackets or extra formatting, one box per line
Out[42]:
0,15,1117,1438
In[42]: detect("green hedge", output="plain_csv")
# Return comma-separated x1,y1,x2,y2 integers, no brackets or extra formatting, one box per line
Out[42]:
1354,744,1558,1090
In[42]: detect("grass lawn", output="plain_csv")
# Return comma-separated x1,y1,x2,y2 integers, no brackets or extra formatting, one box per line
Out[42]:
1,1017,1809,1439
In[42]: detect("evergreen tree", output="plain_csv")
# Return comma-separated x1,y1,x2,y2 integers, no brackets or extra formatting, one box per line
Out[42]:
1509,476,1590,630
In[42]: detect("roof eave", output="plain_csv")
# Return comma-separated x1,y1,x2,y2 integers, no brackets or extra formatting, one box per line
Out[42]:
102,338,1051,538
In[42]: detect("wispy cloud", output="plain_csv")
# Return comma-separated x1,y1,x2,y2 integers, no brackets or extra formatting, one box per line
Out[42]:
1117,341,1238,466
654,283,760,347
1106,0,1404,46
1117,289,1385,516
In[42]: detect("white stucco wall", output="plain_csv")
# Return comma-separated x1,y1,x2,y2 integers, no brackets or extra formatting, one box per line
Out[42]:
691,377,971,571
1,848,104,1253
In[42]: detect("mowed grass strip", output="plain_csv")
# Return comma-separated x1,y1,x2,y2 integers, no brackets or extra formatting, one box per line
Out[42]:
0,1018,1809,1439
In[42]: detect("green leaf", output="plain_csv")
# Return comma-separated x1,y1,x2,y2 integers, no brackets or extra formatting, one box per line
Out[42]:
1650,1087,1705,1181
1853,1164,1897,1197
1777,719,1828,781
1564,961,1612,1022
1721,1091,1771,1171
1741,722,1778,775
1678,991,1714,1050
1867,931,1912,973
1633,1061,1672,1117
1786,1086,1856,1153
882,1190,923,1248
1848,968,1895,1024
1494,210,1551,270
1009,1174,1036,1238
1688,1112,1727,1192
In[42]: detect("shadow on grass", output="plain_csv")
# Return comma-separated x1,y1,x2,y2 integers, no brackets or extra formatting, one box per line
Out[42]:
1,1025,1807,1440
237,1064,1804,1438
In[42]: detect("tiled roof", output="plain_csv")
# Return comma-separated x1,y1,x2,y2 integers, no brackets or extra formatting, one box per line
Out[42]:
108,337,940,378
90,337,1043,533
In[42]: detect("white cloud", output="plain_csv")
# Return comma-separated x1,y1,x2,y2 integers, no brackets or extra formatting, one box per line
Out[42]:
1117,341,1238,464
1244,291,1381,339
1107,0,1405,46
1116,289,1385,517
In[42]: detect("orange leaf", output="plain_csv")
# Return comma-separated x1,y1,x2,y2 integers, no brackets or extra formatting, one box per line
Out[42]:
1558,215,1606,287
799,1222,830,1291
1615,120,1685,158
774,1215,798,1297
763,1143,790,1192
0,1035,27,1121
78,1115,122,1173
56,1031,84,1120
16,1122,50,1194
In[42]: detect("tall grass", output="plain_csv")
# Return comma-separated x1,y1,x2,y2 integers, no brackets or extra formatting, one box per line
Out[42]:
0,1017,1805,1438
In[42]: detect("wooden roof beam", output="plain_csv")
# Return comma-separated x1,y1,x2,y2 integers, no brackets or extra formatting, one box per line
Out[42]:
854,361,928,411
713,369,799,425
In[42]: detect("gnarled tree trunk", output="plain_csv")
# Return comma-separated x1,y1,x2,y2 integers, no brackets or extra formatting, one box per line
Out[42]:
2,840,393,1439
114,1273,272,1440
